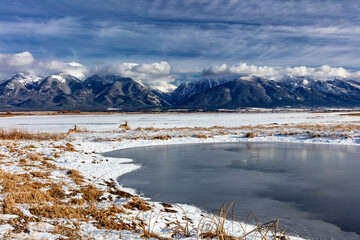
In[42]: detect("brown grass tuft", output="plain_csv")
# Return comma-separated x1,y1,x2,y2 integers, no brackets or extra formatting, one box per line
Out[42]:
30,171,51,178
124,197,151,211
30,203,80,219
47,185,66,199
81,185,104,202
244,132,255,138
196,133,208,139
27,153,41,161
109,188,133,198
24,144,37,149
151,135,172,140
66,169,85,185
53,224,84,239
65,142,77,151
1,198,23,215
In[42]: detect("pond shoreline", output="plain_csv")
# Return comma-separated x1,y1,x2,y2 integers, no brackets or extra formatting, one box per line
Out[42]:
104,142,360,240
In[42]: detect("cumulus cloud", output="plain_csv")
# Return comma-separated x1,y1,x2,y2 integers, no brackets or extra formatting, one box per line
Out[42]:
36,60,88,79
96,61,176,92
202,63,360,80
0,51,88,80
0,51,34,67
0,52,176,91
203,63,279,78
284,65,357,79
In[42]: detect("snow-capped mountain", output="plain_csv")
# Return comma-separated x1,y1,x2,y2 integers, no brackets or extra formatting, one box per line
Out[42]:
1,72,360,111
179,76,301,109
171,76,238,104
2,71,42,90
170,75,360,109
278,75,360,106
0,73,168,111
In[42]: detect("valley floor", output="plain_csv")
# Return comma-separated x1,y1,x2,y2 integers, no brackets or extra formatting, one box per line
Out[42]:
0,112,359,239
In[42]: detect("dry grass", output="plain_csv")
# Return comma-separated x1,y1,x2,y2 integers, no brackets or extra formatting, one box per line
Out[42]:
65,142,77,151
80,185,104,202
89,121,360,143
141,231,172,240
0,163,139,238
2,120,356,238
150,135,172,140
171,205,191,238
196,133,208,139
31,203,133,231
105,179,133,198
0,132,158,239
0,128,65,140
198,203,289,240
27,153,41,161
52,223,84,239
339,112,360,116
124,197,151,211
30,203,81,219
244,132,255,138
24,144,37,149
30,171,51,178
66,169,85,185
47,185,66,199
41,160,57,169
53,142,77,151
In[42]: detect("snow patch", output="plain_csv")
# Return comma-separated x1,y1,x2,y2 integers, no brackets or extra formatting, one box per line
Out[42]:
49,74,66,83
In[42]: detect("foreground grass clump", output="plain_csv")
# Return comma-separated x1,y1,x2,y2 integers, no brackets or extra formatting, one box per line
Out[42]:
66,169,85,185
81,184,104,202
124,197,151,211
198,203,289,240
244,132,255,138
0,128,65,140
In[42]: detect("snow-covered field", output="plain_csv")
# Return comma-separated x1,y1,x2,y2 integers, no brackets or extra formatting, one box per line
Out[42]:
0,112,359,239
1,111,359,132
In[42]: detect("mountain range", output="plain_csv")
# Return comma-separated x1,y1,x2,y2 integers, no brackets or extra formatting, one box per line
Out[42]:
1,72,360,111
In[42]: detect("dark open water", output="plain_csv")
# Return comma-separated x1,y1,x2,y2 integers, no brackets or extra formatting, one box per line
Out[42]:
103,142,360,240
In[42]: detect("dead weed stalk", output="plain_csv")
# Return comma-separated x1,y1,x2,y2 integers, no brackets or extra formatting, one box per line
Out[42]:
198,203,289,240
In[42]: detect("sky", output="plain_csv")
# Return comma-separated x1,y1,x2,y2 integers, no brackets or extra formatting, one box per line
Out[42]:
0,0,360,89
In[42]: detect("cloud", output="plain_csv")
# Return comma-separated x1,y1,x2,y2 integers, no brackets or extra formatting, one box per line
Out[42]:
96,61,176,92
0,51,34,67
36,60,88,79
202,63,360,80
2,1,360,69
202,63,280,78
0,17,82,36
0,51,88,80
284,65,356,79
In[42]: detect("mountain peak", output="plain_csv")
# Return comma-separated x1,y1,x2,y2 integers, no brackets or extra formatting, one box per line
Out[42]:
10,71,42,85
47,73,81,83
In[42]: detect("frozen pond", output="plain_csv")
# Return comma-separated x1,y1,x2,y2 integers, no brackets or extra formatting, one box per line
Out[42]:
104,142,360,240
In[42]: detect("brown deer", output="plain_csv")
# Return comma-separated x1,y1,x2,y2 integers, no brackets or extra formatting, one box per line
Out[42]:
119,121,129,130
66,125,78,136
